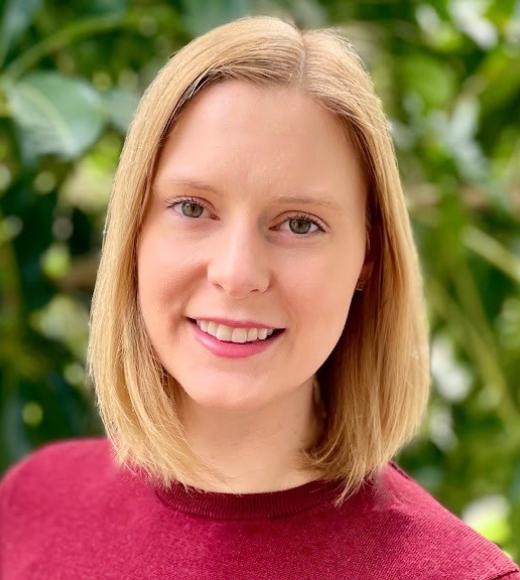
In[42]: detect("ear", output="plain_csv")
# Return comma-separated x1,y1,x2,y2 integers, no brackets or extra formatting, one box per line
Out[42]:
356,260,373,290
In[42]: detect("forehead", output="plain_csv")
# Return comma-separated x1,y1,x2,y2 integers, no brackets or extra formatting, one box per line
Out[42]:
153,80,367,209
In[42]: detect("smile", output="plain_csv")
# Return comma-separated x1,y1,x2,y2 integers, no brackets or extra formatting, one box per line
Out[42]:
187,317,286,359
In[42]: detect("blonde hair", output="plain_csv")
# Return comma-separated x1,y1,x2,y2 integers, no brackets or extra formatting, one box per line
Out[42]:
86,14,431,506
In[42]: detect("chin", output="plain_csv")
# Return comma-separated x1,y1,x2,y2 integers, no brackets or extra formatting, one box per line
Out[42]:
179,384,271,413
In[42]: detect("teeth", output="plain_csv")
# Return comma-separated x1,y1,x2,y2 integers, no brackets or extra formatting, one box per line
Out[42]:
195,320,276,343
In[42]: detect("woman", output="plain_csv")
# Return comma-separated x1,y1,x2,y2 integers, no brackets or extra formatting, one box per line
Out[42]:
1,14,518,580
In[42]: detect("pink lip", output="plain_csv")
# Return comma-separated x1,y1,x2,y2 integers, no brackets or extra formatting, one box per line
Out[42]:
187,318,285,358
188,316,282,330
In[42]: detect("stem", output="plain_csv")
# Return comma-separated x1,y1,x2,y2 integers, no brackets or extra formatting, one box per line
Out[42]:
463,226,520,285
0,205,24,368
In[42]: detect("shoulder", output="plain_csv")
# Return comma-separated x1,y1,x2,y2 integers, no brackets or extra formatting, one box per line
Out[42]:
0,436,120,510
1,436,112,484
365,460,520,580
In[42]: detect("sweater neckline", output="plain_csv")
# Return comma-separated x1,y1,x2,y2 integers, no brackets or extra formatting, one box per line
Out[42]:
154,476,351,519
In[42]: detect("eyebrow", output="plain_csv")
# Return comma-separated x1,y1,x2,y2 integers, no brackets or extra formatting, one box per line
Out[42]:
155,177,343,210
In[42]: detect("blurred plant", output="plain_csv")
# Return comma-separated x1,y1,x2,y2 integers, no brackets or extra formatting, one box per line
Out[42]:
0,0,518,561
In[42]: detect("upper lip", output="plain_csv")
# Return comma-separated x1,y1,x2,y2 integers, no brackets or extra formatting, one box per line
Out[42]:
188,316,284,330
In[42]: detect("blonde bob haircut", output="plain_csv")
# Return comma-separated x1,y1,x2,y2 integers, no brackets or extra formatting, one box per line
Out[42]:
87,14,431,506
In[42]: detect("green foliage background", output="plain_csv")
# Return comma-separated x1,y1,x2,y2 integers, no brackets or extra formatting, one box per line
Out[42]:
1,0,519,561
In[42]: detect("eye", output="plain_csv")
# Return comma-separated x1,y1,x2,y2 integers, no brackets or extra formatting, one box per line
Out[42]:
278,214,326,236
167,197,209,219
167,197,326,237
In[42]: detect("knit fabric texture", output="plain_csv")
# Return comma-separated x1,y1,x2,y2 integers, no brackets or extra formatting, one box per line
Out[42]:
1,436,519,580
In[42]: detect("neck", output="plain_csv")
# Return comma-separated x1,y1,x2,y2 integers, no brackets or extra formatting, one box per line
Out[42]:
177,378,323,493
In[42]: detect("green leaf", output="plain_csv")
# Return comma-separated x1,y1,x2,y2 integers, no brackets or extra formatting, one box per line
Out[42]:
478,48,520,113
5,71,105,159
1,390,33,463
181,0,254,37
29,294,89,360
40,243,71,280
101,87,140,133
462,495,511,544
0,0,42,66
75,0,127,17
401,54,457,109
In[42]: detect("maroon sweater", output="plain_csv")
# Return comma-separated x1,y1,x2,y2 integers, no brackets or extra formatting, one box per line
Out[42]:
1,437,518,579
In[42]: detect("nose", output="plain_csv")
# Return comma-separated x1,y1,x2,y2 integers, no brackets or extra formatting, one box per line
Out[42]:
206,218,270,298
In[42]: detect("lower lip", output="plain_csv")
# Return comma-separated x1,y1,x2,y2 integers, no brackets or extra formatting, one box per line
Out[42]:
187,318,285,359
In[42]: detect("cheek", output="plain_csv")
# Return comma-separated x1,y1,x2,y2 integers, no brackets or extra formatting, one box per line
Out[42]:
286,255,357,344
287,251,358,309
137,235,161,308
137,231,187,319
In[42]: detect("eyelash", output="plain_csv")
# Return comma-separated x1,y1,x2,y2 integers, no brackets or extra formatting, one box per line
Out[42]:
166,196,326,236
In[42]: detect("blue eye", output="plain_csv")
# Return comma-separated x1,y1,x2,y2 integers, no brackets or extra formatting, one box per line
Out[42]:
167,197,325,236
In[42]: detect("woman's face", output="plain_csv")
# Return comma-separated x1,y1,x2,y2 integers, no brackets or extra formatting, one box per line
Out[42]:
137,80,368,412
